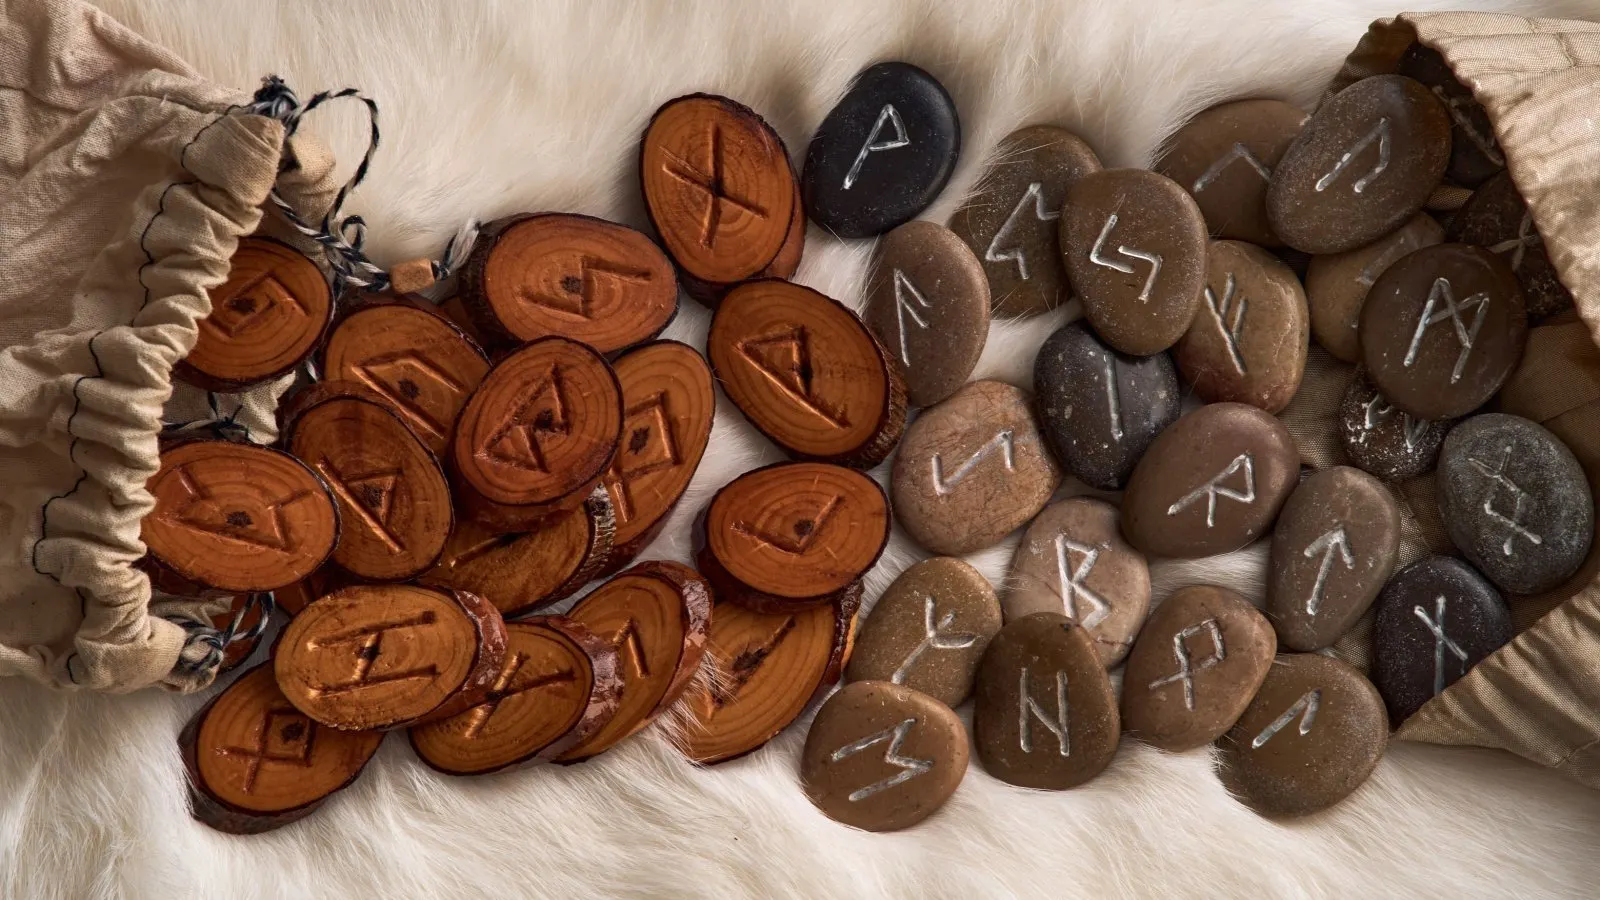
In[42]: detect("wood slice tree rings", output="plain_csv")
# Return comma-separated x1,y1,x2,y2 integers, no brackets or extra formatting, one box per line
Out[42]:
679,177,807,306
601,341,715,569
460,213,678,353
640,94,798,294
698,462,889,613
321,301,490,456
275,584,508,731
181,664,383,834
409,617,622,775
143,440,339,592
556,561,714,762
708,280,906,468
178,238,334,390
450,336,623,531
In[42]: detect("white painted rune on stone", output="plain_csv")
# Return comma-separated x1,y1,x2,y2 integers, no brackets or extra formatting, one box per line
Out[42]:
1018,667,1071,756
1054,535,1112,629
1413,595,1469,697
829,718,933,802
1251,689,1322,749
1192,141,1272,193
1361,394,1431,452
1089,214,1163,303
1102,354,1125,441
892,595,979,684
1404,276,1491,384
986,182,1059,281
1204,271,1249,375
1149,618,1228,711
930,430,1015,496
1467,445,1544,556
1167,453,1256,527
1315,117,1392,194
1488,210,1540,273
843,104,911,191
1303,526,1354,616
890,268,931,368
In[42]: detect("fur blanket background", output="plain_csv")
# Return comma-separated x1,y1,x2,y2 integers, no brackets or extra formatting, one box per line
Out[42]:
6,0,1600,896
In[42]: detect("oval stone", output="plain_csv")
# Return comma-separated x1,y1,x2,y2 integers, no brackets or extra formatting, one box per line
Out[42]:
1371,555,1513,725
1396,43,1505,188
1306,213,1444,363
1032,320,1181,490
802,62,960,239
1174,240,1309,413
846,557,1002,706
1155,98,1308,247
1267,75,1451,254
1121,585,1276,752
950,126,1101,317
973,613,1119,790
1360,243,1527,419
1216,653,1388,818
891,380,1062,555
1004,497,1150,667
801,680,968,832
1122,403,1300,558
1061,168,1208,356
1448,170,1574,323
1437,413,1595,595
1267,466,1400,651
863,220,990,408
1337,370,1451,482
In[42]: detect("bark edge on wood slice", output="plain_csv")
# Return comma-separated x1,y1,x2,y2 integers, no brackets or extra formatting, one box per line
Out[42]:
272,566,352,618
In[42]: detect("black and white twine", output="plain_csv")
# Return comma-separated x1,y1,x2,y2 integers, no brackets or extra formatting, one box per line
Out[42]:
172,592,276,676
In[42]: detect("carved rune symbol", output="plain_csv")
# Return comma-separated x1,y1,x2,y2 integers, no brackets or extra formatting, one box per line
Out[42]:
1167,453,1256,527
219,704,316,794
736,326,851,428
708,615,797,710
462,652,577,739
604,391,682,524
1251,689,1321,750
844,103,911,191
829,718,933,802
732,494,842,555
1404,277,1490,385
1148,618,1227,711
890,269,932,368
305,612,442,696
609,615,652,680
1089,214,1163,303
1413,595,1469,697
1488,210,1541,273
1315,117,1391,194
1055,535,1112,629
1360,394,1430,452
1467,445,1544,556
1192,142,1272,193
1204,272,1249,375
985,181,1059,281
481,365,570,472
521,255,654,318
165,464,314,553
661,124,770,248
351,349,465,442
439,530,519,572
315,457,406,552
1018,667,1071,756
1302,526,1354,616
203,272,311,339
892,596,979,684
1102,354,1125,442
931,430,1015,497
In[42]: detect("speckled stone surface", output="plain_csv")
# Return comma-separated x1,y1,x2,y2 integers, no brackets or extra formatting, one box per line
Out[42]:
1174,239,1309,413
1155,98,1308,247
847,557,1001,706
1448,170,1574,323
1337,370,1452,482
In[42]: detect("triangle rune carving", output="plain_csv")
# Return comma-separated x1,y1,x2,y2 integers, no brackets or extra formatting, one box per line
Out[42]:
735,327,850,429
479,365,571,472
164,464,315,553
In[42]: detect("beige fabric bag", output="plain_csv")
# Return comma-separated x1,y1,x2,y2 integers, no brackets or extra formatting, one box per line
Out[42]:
0,0,336,692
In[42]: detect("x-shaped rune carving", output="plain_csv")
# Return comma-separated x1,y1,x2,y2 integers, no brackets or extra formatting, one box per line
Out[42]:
661,125,769,248
1467,445,1544,556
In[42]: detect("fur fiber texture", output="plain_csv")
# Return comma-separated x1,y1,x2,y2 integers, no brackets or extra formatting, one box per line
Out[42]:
7,0,1600,896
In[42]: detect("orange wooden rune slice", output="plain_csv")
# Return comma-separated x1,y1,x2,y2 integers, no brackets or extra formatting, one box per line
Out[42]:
178,237,334,390
450,336,624,531
143,440,339,592
640,94,797,291
460,213,678,353
272,566,351,618
275,584,508,731
285,391,454,581
600,341,715,571
677,168,807,307
410,617,622,775
556,561,714,762
698,462,890,613
421,485,617,618
181,664,383,834
320,300,490,456
708,280,907,468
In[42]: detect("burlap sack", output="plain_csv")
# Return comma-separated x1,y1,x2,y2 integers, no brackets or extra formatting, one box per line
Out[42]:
0,0,336,692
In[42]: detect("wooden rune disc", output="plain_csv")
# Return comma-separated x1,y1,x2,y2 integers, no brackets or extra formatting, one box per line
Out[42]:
640,94,798,287
699,462,889,613
556,561,714,762
178,237,334,390
450,336,624,530
285,392,454,581
708,280,907,468
142,440,339,592
275,584,508,731
410,617,622,775
320,300,490,456
182,664,383,834
460,213,678,353
212,595,266,671
421,485,617,618
679,176,807,307
601,341,715,568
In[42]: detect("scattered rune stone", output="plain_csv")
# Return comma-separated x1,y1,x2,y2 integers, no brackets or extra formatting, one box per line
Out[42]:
1267,75,1451,254
1216,653,1388,818
1032,320,1181,490
1121,402,1300,559
1360,243,1527,420
1337,370,1452,482
973,613,1120,790
1267,466,1401,651
1155,98,1309,247
801,680,969,832
891,380,1062,555
1436,413,1595,596
949,125,1101,317
1061,168,1209,356
1004,497,1150,667
1121,585,1276,752
1370,555,1513,725
1306,213,1444,364
1396,43,1505,188
1448,169,1574,323
802,62,960,239
863,220,990,408
1174,239,1309,414
846,557,1002,707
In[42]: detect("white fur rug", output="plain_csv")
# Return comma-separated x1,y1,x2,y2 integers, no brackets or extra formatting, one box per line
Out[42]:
8,0,1600,896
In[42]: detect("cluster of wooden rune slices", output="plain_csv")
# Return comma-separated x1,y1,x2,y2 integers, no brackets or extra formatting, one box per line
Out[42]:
155,48,1597,836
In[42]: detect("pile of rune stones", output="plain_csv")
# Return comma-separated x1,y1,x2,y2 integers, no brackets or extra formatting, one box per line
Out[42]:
152,46,1597,835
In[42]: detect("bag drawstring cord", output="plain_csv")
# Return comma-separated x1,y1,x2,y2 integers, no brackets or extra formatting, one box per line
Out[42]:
172,592,277,677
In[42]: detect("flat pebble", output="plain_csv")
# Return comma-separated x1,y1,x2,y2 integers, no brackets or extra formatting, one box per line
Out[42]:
1306,214,1444,363
1448,170,1574,323
1396,43,1505,188
1337,370,1451,482
846,557,1001,707
1156,98,1308,246
1174,240,1309,413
